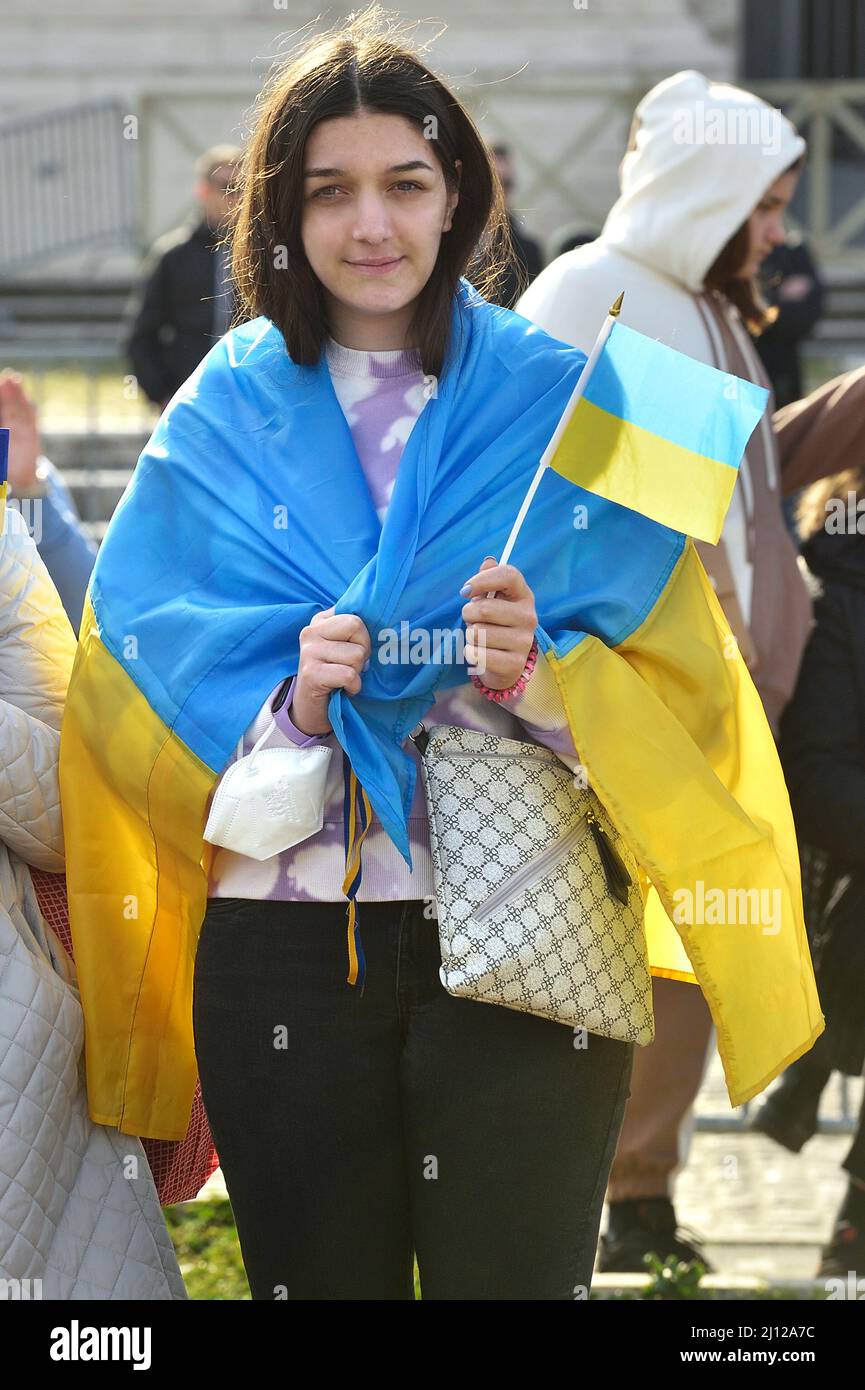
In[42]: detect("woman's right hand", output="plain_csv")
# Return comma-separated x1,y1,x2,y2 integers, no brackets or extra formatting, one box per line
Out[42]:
290,606,372,736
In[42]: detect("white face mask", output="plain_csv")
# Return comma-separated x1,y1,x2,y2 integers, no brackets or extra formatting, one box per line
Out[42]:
203,715,333,861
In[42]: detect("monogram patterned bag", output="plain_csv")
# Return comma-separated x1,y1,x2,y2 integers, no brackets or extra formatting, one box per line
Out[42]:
408,723,655,1045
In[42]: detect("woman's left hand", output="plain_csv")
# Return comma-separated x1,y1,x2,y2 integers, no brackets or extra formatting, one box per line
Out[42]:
460,556,537,692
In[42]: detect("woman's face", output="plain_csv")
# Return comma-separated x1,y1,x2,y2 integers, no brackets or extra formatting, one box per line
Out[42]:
736,167,799,280
300,110,460,349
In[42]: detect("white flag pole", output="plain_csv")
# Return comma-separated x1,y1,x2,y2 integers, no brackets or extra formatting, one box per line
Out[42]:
482,291,625,599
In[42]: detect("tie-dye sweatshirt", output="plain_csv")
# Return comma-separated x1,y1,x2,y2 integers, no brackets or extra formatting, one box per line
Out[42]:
206,336,583,902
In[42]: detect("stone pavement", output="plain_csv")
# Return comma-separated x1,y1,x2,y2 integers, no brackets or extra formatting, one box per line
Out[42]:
665,1048,863,1283
194,1046,863,1286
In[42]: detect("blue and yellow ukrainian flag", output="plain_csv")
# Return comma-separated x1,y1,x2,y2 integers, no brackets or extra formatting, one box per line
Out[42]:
58,280,823,1141
548,317,767,545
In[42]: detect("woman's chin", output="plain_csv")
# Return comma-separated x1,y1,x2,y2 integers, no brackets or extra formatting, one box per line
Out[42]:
343,284,420,318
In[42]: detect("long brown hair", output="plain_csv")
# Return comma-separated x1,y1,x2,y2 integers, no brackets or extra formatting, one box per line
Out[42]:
226,6,513,378
703,154,806,335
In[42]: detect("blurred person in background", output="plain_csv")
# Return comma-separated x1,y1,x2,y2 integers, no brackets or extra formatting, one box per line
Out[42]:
757,234,825,542
756,365,865,1280
487,142,543,308
756,234,823,409
517,69,839,1275
124,144,243,411
0,369,96,635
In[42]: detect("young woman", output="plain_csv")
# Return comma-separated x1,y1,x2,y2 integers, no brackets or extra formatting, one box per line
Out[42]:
58,14,822,1301
193,14,633,1301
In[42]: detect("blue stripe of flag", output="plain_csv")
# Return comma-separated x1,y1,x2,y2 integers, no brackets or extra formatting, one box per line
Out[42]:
583,321,768,467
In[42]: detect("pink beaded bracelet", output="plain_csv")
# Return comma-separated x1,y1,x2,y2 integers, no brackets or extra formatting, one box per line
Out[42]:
469,636,539,703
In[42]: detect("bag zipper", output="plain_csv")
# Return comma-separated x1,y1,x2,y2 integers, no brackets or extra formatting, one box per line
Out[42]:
472,814,592,925
411,726,634,914
409,726,553,765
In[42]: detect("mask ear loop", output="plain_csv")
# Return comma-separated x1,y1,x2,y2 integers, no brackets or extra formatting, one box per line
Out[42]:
235,714,279,764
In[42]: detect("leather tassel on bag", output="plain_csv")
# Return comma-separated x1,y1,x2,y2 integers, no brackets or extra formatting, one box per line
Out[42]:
585,808,633,905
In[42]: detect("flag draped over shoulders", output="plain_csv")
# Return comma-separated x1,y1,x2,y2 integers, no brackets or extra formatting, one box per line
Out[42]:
59,278,822,1139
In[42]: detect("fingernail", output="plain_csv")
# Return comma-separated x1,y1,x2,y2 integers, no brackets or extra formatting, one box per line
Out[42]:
362,658,370,672
459,582,471,596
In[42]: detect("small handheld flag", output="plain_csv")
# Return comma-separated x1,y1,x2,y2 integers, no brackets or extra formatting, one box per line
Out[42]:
491,294,768,592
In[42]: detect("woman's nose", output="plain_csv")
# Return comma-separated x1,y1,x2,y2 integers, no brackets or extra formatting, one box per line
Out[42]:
769,216,787,245
352,194,392,243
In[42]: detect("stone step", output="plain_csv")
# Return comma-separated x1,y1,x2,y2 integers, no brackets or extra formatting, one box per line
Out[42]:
61,469,131,522
0,321,125,348
590,1271,835,1299
40,433,148,471
811,318,865,344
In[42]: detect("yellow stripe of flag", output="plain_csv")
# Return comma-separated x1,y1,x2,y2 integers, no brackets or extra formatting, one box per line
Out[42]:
550,395,739,542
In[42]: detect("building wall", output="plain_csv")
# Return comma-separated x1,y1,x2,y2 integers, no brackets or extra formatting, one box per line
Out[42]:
0,0,739,276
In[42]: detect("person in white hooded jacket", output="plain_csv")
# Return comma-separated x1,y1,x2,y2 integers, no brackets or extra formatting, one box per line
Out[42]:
516,70,837,1274
0,500,187,1298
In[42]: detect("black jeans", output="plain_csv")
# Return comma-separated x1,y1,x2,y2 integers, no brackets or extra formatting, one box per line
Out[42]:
192,896,634,1300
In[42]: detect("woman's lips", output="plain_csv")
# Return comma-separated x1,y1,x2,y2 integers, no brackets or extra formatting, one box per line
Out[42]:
346,256,404,275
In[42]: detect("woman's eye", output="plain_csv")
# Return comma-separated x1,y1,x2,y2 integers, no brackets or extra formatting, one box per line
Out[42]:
310,181,424,199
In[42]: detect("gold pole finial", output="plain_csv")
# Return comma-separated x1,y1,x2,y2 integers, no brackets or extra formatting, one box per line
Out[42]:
609,291,625,318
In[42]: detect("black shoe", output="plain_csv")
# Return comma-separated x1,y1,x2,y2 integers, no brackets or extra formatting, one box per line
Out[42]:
597,1197,714,1274
817,1217,865,1281
748,1088,820,1153
818,1184,865,1281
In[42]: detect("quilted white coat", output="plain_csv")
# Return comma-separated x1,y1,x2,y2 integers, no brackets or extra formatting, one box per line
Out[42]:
0,506,186,1299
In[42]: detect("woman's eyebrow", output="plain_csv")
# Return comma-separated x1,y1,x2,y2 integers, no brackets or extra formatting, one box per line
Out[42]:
303,160,435,178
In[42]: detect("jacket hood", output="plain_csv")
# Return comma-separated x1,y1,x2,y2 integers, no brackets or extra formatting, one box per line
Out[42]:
601,70,806,291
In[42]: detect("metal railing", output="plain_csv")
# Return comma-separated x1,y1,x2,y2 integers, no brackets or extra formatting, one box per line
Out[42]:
2,82,865,272
0,99,136,272
753,79,865,267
